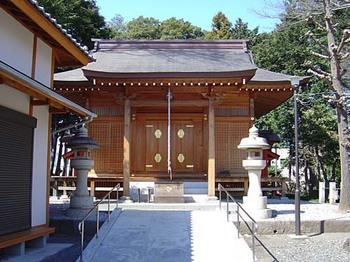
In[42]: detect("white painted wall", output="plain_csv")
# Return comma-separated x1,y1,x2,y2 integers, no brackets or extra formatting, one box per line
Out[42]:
31,106,50,226
0,84,29,114
0,8,54,227
31,35,53,227
0,8,33,76
35,38,52,86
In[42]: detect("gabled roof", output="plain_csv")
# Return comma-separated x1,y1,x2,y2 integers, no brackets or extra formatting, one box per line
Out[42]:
0,0,92,66
84,39,256,78
55,39,307,85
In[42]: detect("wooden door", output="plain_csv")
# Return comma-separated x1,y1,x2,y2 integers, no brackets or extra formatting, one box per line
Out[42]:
171,121,194,172
145,121,167,172
144,120,195,173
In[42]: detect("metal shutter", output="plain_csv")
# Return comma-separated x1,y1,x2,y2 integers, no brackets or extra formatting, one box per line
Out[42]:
0,106,37,236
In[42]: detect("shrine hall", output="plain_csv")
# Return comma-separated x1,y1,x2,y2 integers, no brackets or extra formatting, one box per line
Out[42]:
54,39,308,199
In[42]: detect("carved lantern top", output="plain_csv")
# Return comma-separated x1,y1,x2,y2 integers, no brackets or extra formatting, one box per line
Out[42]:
237,125,270,151
67,127,99,150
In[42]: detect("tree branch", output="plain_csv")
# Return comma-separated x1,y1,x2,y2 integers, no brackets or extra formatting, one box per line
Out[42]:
338,52,350,60
310,50,330,59
338,29,350,52
307,68,332,81
306,30,330,54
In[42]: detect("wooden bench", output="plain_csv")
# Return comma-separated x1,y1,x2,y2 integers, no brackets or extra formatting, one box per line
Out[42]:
0,225,55,255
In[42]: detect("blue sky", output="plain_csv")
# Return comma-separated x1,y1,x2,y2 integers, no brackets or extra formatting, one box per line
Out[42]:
96,0,282,33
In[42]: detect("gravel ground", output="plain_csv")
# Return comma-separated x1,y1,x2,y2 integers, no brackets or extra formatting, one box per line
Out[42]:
265,200,350,221
242,200,350,262
245,232,350,262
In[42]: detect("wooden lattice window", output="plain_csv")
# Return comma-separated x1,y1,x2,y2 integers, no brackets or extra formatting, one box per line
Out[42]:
90,107,124,116
215,122,249,175
215,107,249,117
89,119,123,174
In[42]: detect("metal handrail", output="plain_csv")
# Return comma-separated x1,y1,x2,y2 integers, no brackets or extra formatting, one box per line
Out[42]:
218,183,279,262
78,183,120,262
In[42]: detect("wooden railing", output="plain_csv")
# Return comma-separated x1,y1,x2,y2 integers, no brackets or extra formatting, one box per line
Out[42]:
216,176,288,197
51,175,288,198
50,176,123,198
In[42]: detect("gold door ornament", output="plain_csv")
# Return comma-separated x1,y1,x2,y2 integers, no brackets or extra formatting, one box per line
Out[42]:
177,153,185,163
177,129,185,139
154,129,162,138
154,153,162,163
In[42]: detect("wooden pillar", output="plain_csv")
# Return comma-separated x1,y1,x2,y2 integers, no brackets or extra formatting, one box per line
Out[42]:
208,98,216,197
123,98,131,196
90,180,95,198
249,97,255,126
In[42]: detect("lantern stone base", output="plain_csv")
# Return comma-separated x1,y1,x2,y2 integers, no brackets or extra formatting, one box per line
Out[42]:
243,196,273,220
154,181,184,203
69,194,94,210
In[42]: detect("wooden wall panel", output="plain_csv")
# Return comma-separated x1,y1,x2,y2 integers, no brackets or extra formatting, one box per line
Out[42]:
89,118,123,174
215,121,249,175
131,119,146,172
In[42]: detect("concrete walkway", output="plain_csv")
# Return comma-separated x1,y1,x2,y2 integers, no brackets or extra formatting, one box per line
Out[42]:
80,209,253,262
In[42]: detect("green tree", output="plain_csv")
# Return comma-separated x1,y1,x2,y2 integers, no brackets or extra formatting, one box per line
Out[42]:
108,15,205,40
123,16,161,39
205,13,261,47
205,12,233,39
159,17,205,39
109,14,127,39
254,17,341,192
232,18,259,45
279,0,350,211
37,0,111,49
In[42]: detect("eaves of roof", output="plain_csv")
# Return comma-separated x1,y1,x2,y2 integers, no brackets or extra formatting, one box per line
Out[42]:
1,0,93,66
0,60,96,118
247,69,310,87
82,69,258,80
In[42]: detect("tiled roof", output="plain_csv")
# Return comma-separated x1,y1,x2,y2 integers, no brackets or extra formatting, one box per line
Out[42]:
85,48,256,74
250,68,309,85
55,68,88,82
29,0,92,60
54,40,309,85
251,69,293,83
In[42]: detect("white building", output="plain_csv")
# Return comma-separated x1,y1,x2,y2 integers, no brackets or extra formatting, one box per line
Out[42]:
270,147,290,178
0,0,95,255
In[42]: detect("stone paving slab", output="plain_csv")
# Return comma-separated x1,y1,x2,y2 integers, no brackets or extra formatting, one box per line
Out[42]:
80,210,253,262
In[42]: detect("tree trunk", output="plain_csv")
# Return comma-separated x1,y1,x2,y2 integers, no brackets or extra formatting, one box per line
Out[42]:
50,133,58,176
324,0,350,211
304,163,310,195
55,134,63,176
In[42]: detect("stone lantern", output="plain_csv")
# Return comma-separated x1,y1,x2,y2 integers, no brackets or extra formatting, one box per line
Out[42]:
238,125,273,219
67,126,99,210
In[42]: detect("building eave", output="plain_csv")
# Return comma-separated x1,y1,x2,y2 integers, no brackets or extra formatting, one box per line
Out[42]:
0,60,96,118
2,0,92,67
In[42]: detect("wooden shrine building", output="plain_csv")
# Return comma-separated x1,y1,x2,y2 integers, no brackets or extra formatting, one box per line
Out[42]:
54,39,308,198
